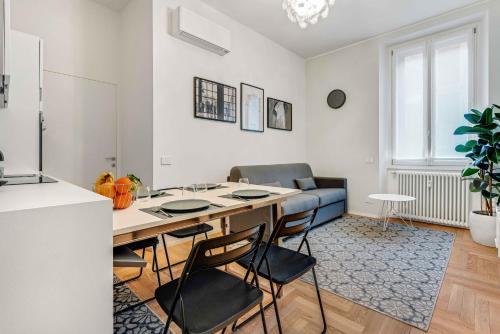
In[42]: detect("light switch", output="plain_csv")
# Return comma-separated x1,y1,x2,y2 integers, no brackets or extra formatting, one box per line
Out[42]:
161,156,173,165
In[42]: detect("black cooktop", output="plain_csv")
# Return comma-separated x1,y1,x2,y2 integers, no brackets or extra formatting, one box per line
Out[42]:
0,175,58,186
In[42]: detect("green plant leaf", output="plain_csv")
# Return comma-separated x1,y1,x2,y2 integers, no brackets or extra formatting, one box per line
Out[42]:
473,157,489,169
488,147,498,163
492,173,500,182
480,181,490,190
465,139,477,147
465,152,476,160
462,167,479,177
478,133,493,142
481,189,499,199
479,107,493,125
480,145,489,156
470,179,482,192
454,126,490,135
464,113,480,124
472,145,482,155
493,104,500,109
470,108,482,116
482,123,498,130
455,144,472,153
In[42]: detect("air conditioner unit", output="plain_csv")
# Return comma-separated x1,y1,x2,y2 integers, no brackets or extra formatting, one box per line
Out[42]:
171,6,231,56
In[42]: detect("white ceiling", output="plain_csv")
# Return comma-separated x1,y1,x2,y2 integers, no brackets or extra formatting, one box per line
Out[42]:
201,0,481,58
91,0,130,11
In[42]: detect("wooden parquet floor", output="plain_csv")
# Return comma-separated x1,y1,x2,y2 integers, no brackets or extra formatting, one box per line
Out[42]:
114,217,500,334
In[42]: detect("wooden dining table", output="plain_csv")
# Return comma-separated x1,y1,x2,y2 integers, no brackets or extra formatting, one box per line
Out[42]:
113,182,301,246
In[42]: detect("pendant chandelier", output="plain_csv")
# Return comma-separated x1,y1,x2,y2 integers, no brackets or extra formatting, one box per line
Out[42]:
282,0,336,29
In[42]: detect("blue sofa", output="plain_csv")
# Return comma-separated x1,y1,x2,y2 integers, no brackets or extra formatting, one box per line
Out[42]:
228,163,347,235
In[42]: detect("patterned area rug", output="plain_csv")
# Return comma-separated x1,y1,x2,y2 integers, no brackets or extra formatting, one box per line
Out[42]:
283,216,455,330
114,276,166,334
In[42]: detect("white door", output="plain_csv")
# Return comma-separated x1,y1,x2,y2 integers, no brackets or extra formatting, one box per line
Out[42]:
42,72,117,188
0,31,40,174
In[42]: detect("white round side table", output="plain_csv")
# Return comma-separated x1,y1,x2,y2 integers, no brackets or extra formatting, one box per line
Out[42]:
368,194,416,231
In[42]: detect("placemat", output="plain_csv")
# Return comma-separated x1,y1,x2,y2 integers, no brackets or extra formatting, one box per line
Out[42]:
218,192,281,202
150,191,173,199
140,204,225,219
183,185,229,192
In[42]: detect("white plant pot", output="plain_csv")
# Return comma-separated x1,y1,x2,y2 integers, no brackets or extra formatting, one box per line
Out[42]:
469,211,496,247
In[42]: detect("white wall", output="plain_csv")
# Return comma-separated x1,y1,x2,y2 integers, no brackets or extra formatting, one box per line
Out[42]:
10,0,121,186
306,1,499,216
306,40,380,216
151,0,307,189
11,0,120,83
119,0,154,185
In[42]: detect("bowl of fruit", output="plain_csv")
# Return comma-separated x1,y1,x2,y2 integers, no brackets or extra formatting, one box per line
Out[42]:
94,172,142,210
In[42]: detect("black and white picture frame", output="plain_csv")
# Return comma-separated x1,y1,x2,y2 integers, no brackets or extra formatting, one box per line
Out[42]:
240,83,264,132
267,97,292,131
194,77,237,123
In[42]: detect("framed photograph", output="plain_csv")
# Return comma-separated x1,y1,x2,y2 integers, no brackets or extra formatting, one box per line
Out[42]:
194,77,237,123
240,83,264,132
267,97,292,131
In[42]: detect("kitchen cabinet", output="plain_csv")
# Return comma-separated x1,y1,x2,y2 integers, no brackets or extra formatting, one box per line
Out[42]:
0,179,113,334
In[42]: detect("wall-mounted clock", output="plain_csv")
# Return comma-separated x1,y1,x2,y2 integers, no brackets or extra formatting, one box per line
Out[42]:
327,89,346,109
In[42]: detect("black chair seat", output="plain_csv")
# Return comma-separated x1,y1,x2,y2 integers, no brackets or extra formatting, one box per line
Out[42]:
166,223,213,238
155,268,263,334
237,243,316,285
125,236,159,251
113,246,147,268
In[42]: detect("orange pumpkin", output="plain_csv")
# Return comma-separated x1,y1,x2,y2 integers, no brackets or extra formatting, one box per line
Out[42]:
115,177,133,194
114,192,133,209
95,183,116,199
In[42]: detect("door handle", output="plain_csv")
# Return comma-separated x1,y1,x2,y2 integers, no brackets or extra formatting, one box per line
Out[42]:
105,157,116,162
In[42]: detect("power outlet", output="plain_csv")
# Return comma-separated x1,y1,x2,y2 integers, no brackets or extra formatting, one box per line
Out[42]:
161,156,173,166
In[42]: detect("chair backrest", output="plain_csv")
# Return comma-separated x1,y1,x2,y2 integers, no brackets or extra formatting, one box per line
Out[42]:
271,208,317,240
183,223,266,274
253,208,318,274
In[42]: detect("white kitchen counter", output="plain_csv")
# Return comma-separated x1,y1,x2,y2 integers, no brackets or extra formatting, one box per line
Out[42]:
0,178,113,334
0,177,108,213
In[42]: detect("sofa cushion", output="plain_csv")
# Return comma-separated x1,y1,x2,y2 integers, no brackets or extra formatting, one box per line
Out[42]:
295,177,317,190
281,194,319,215
262,181,282,187
304,188,346,207
229,163,314,189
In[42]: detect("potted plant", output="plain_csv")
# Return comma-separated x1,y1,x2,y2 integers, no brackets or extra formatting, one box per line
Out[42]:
454,104,500,247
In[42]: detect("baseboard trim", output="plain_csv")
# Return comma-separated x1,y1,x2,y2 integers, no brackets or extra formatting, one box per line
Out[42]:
347,211,380,219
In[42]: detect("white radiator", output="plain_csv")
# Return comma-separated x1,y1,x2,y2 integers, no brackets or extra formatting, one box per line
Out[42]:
395,171,469,228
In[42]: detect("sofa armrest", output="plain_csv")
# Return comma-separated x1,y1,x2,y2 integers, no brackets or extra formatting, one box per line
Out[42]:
314,177,347,189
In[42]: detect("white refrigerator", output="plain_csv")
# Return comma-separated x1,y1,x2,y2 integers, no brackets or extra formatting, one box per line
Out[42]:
0,0,43,176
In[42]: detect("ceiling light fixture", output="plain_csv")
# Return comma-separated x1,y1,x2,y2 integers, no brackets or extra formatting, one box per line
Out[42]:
282,0,336,29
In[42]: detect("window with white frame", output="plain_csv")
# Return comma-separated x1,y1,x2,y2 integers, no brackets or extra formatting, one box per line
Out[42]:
391,26,476,165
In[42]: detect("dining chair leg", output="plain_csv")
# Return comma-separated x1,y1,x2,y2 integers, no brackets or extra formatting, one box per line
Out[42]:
259,302,269,334
152,244,162,287
311,266,327,334
191,235,196,249
265,261,283,334
153,234,174,280
221,327,227,334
